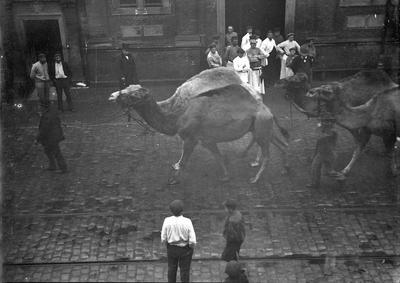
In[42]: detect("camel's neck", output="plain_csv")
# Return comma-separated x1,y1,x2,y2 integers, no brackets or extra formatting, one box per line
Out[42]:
334,93,379,129
135,98,180,136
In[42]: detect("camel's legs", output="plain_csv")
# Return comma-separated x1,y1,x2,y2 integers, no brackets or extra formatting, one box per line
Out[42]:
172,145,184,171
250,142,271,184
383,135,398,176
271,136,289,169
342,128,371,175
168,139,198,184
203,142,230,181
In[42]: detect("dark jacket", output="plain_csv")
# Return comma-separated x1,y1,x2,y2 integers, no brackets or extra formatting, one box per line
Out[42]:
37,108,65,147
116,53,139,85
223,211,246,243
48,61,73,82
290,55,313,75
224,261,249,283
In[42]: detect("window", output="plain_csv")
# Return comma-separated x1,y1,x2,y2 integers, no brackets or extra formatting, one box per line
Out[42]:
112,0,171,15
347,14,384,28
120,0,137,7
145,0,162,7
340,0,386,6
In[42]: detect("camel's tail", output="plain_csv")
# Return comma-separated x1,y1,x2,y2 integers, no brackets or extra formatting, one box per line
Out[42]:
273,115,290,140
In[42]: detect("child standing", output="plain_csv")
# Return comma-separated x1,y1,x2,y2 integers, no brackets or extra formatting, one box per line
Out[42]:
221,199,246,262
306,116,346,188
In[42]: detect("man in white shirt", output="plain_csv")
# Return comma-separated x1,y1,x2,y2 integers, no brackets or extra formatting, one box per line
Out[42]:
161,200,196,283
240,25,253,49
260,30,277,85
276,33,300,79
233,48,250,83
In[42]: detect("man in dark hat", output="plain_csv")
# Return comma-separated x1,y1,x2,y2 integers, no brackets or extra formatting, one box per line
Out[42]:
49,52,75,114
34,100,67,173
30,53,51,106
161,200,196,283
116,43,140,90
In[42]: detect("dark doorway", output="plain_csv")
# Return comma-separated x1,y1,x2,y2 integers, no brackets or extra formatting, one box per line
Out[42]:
24,20,63,68
225,0,286,45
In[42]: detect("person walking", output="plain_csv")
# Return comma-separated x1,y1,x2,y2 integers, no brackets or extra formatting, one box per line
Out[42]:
34,100,67,173
224,36,240,69
260,30,277,85
49,53,75,114
306,116,346,188
30,53,51,107
221,199,246,262
161,200,196,283
276,33,300,79
116,43,140,90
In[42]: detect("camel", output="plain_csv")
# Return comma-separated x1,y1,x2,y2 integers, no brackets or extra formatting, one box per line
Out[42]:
275,70,399,175
115,68,266,170
109,83,290,184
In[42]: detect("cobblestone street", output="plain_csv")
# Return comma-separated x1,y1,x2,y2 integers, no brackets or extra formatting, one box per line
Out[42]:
2,83,400,282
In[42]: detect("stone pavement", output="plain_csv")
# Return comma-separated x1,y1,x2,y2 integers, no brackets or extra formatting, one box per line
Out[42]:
2,82,400,282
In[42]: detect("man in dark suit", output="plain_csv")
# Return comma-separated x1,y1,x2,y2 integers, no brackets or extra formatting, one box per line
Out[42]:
49,53,75,114
35,100,67,173
116,43,140,90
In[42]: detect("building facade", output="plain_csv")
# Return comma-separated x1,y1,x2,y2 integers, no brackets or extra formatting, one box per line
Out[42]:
0,0,399,93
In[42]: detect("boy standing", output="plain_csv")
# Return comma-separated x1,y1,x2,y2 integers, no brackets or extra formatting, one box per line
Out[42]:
307,116,346,188
222,199,246,262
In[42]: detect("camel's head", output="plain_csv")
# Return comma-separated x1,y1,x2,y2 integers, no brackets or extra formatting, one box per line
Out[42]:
109,84,151,107
304,82,343,117
274,73,320,117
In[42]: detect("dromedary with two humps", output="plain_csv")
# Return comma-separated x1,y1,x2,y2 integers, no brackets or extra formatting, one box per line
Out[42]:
109,68,290,184
275,70,399,176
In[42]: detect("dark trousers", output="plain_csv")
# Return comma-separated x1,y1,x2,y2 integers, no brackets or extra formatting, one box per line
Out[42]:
167,244,193,283
222,241,243,262
54,78,73,111
44,144,67,171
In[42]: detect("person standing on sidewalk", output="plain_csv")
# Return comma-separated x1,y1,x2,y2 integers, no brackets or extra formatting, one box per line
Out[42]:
34,100,67,173
49,53,75,114
30,53,51,108
116,43,140,90
221,199,246,262
161,200,196,283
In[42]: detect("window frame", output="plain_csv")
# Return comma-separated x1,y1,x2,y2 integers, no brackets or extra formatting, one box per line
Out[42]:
340,0,386,7
112,0,171,15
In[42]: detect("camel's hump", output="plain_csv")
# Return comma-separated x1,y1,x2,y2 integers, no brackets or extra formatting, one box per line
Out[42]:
158,68,242,111
195,84,258,100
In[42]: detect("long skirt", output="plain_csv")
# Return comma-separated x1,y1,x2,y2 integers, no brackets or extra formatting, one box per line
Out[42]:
249,69,265,94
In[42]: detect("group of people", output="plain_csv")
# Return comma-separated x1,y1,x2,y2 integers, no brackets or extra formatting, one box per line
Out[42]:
30,44,140,174
161,199,248,283
206,25,316,94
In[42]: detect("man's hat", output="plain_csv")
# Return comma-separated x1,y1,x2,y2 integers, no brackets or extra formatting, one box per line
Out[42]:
287,32,295,38
267,30,273,34
300,45,308,54
246,25,253,30
121,43,129,50
54,52,62,58
37,53,46,58
212,35,220,40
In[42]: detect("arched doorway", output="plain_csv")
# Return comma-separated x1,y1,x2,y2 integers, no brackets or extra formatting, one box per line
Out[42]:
225,0,286,45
